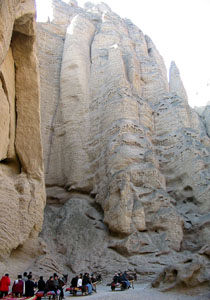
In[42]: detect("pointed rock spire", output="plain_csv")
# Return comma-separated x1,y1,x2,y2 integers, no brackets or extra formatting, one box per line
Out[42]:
169,61,188,102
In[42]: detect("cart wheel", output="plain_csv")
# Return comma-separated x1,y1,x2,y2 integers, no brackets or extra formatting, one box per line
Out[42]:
111,286,115,291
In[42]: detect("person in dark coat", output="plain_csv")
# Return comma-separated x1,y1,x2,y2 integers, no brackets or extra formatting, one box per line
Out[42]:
0,274,10,298
25,275,37,297
38,276,46,291
118,272,127,289
112,273,119,284
122,271,130,289
82,273,92,295
70,276,78,288
45,276,56,292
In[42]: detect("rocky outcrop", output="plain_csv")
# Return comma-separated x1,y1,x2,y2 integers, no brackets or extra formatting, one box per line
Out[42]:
0,0,45,275
195,105,210,138
36,0,210,284
151,255,210,290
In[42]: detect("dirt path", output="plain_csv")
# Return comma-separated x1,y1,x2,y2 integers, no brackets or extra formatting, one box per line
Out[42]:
64,284,209,300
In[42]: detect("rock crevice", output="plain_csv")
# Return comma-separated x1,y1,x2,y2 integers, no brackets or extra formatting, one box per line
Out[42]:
0,0,45,275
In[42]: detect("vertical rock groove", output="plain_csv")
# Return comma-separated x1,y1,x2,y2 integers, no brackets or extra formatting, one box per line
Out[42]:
0,0,45,275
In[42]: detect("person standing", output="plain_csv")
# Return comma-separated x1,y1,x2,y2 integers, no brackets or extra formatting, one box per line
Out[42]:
0,274,10,298
38,276,46,292
22,272,28,282
25,275,37,297
54,275,64,299
45,276,56,293
22,272,28,296
12,275,24,297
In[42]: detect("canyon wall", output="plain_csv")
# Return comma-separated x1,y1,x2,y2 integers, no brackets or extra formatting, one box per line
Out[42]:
0,0,46,275
1,0,210,285
36,0,210,283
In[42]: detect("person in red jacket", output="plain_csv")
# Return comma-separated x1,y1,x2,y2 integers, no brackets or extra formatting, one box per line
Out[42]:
12,275,24,297
0,274,11,298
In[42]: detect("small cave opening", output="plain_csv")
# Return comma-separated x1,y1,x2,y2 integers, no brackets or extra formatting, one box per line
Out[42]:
148,47,152,55
0,158,11,164
186,196,196,203
90,200,104,216
0,156,21,175
184,186,193,191
172,269,178,276
184,259,192,264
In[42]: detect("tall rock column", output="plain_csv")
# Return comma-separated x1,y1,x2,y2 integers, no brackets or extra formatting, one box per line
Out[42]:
59,14,96,191
0,0,45,273
87,7,183,251
153,61,210,252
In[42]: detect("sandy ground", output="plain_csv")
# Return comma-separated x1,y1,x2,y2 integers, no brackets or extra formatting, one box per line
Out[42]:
64,283,210,300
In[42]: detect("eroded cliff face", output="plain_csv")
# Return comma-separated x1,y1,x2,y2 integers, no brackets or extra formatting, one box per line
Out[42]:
0,0,45,275
37,0,210,283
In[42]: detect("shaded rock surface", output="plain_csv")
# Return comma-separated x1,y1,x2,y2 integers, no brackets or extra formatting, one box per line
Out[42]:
0,0,45,275
36,0,210,285
151,255,210,290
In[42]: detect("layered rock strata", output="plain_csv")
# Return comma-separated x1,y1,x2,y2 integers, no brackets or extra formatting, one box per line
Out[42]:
0,0,45,274
37,0,210,283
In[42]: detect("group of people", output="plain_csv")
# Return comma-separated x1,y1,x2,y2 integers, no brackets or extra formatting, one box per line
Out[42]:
112,271,131,289
0,270,134,298
0,272,66,299
0,272,36,298
41,273,66,299
70,273,101,295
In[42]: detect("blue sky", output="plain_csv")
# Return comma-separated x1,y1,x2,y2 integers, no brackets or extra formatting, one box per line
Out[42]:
35,0,210,107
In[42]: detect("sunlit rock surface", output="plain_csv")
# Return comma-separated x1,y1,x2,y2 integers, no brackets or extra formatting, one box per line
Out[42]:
0,0,45,275
36,0,210,284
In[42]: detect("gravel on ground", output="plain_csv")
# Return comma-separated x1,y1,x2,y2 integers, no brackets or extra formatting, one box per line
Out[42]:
64,283,210,300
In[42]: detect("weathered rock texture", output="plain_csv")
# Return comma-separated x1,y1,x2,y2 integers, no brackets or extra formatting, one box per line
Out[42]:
37,0,210,285
0,0,45,275
151,255,209,290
